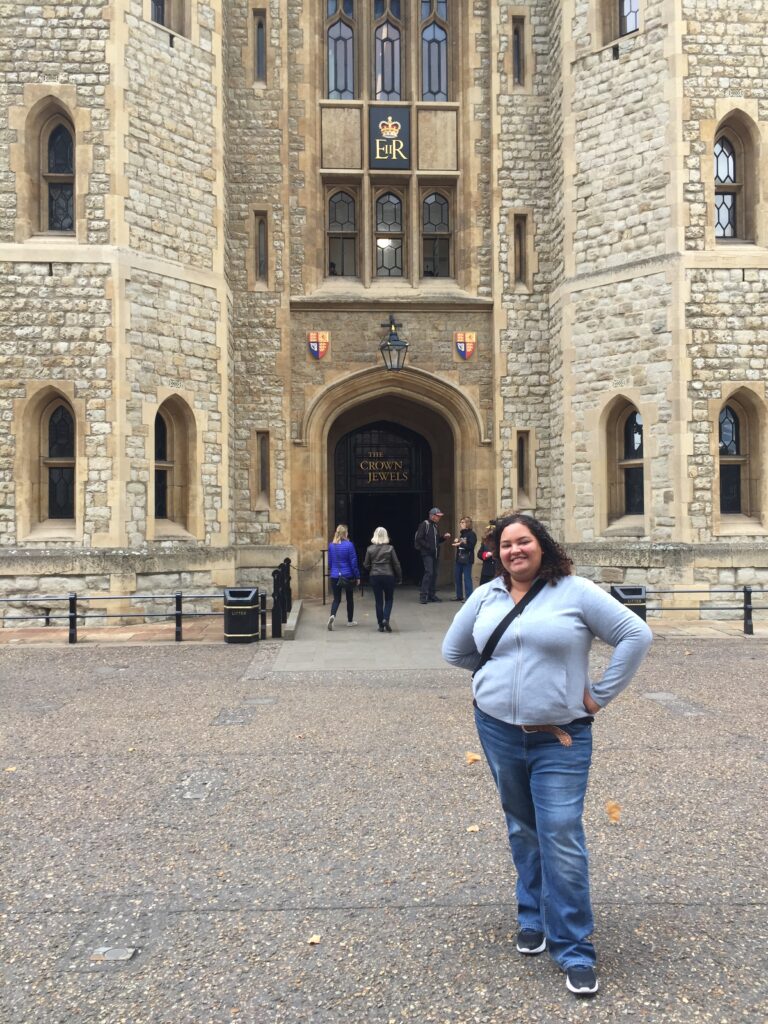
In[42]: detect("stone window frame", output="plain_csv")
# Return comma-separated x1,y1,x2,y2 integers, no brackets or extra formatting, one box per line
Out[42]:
14,384,85,542
323,1,455,103
601,396,648,537
713,121,756,244
149,394,199,540
515,428,536,510
419,184,454,279
246,206,273,291
148,0,190,39
593,0,643,50
250,430,272,511
373,184,408,278
712,388,766,535
326,184,361,278
11,92,91,241
507,8,534,94
509,208,537,292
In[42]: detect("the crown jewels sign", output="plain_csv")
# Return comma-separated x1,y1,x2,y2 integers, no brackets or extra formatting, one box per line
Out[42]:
307,331,330,360
370,106,411,169
455,332,476,360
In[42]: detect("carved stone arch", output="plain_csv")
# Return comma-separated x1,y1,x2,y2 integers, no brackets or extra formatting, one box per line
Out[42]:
714,384,766,527
713,107,763,244
294,367,493,594
300,365,488,447
149,394,201,539
14,382,85,539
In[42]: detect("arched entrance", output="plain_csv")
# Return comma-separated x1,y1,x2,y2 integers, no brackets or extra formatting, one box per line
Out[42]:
294,366,493,597
328,390,457,586
334,421,432,582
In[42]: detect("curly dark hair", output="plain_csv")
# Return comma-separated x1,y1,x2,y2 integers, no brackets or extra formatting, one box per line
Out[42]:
492,513,573,587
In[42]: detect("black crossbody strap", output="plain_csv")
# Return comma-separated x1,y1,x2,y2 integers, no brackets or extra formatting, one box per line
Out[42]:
474,578,547,676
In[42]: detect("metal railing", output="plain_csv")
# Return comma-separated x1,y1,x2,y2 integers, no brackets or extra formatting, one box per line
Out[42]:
614,585,765,635
0,563,294,644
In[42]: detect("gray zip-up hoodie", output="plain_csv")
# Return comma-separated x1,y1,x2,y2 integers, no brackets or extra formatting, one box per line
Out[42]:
441,574,652,725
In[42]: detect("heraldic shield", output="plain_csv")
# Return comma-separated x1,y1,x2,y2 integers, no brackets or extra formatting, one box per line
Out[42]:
308,331,330,359
455,332,476,360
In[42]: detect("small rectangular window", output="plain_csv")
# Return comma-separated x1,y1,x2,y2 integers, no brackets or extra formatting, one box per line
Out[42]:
255,431,270,509
255,212,268,282
513,214,528,285
619,0,639,37
253,9,267,84
511,18,525,87
517,432,529,496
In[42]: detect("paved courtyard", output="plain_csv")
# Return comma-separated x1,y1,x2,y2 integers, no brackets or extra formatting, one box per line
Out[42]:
1,590,766,1022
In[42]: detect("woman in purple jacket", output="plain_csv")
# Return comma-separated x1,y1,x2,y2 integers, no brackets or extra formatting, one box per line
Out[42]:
327,523,360,630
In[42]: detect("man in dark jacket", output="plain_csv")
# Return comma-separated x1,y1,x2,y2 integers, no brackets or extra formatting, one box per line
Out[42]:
415,507,451,604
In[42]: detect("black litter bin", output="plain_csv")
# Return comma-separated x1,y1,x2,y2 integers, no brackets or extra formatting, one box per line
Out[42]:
223,588,260,643
610,585,647,621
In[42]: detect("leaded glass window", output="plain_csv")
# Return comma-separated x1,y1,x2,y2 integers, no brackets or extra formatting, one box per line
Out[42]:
619,0,639,36
621,410,644,515
714,136,737,239
375,191,404,276
155,412,170,520
328,18,355,98
374,1,402,100
46,404,75,520
421,1,448,102
45,123,74,232
422,192,450,277
719,406,739,456
254,10,267,84
328,190,357,276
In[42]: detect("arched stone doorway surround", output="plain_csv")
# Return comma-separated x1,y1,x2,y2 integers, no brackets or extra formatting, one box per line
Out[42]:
294,367,493,596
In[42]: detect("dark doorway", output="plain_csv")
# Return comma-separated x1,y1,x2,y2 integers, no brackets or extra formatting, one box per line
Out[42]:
334,421,432,583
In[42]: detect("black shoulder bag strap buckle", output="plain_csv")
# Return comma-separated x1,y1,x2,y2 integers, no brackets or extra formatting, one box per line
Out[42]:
473,578,547,677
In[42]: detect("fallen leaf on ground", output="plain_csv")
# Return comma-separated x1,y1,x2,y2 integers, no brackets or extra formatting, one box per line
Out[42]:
4,766,17,773
465,751,481,765
466,824,480,833
605,800,621,824
307,934,322,945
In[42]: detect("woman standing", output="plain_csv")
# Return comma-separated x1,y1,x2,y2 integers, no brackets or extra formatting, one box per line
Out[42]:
362,526,402,632
451,516,477,601
477,524,498,585
442,513,652,997
327,524,360,630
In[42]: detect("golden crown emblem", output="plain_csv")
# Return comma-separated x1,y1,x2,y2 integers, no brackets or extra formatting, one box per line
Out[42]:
378,115,401,139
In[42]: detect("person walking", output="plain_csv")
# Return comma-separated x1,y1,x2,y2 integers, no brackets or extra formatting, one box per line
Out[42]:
327,523,360,630
451,516,477,601
414,507,451,604
362,526,402,632
441,513,652,997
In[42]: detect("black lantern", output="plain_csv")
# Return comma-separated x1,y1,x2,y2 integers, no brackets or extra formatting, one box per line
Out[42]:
379,314,409,371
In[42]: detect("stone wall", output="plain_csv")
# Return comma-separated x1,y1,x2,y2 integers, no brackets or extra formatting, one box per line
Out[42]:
224,0,288,547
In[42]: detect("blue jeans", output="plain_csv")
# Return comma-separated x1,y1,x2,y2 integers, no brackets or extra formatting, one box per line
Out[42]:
474,705,595,969
454,561,474,600
370,574,396,625
330,579,355,622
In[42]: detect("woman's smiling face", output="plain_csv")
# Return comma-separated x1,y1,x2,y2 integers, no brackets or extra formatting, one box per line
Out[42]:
499,521,543,583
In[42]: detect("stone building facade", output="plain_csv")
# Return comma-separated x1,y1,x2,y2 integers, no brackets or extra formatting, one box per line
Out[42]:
1,0,768,618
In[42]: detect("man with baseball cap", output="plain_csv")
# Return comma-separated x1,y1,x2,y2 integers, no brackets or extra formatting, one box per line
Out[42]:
414,507,451,604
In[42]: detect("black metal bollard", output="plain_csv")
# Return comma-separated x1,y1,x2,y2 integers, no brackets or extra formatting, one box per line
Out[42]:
272,569,283,638
743,586,754,636
283,558,292,615
68,592,78,644
259,590,267,641
175,591,183,642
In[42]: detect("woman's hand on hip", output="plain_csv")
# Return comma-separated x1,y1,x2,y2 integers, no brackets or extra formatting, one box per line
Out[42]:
583,690,601,715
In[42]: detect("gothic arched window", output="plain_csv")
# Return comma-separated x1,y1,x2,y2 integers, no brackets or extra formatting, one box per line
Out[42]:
714,135,738,239
374,0,402,100
421,190,451,277
719,405,742,514
43,121,74,232
421,1,448,101
328,190,358,277
375,190,404,276
45,402,76,519
327,0,356,99
621,409,644,515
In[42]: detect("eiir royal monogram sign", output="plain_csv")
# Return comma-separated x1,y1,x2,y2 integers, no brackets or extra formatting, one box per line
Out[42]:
369,107,411,169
